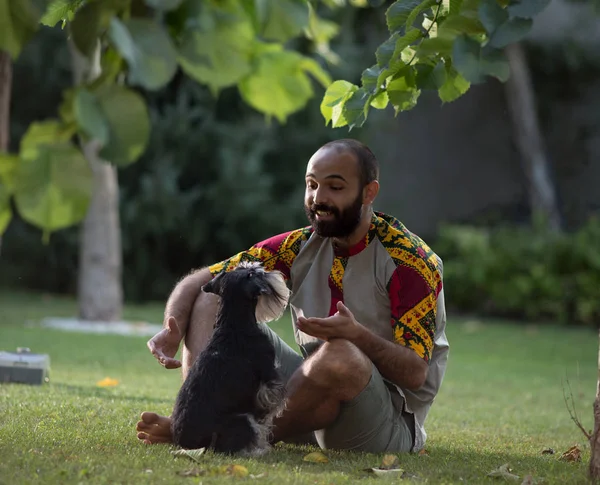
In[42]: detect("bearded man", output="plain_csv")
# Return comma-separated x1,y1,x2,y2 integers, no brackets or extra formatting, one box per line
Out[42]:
136,139,449,453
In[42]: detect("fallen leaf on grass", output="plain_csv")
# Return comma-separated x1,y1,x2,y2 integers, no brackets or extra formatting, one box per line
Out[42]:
559,445,581,462
175,465,249,478
541,448,555,455
96,377,119,387
303,451,329,463
363,467,406,477
380,454,399,469
418,448,430,456
171,448,206,462
487,464,520,481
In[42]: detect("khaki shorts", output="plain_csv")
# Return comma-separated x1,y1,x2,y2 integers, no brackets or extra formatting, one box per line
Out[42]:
261,324,415,453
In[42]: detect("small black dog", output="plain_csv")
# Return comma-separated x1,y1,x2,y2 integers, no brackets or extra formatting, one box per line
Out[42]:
170,261,290,455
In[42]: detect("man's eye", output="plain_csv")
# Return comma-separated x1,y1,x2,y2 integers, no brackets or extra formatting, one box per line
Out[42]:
331,186,343,191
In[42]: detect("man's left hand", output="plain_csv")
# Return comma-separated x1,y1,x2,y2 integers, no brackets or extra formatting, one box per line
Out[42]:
296,301,362,342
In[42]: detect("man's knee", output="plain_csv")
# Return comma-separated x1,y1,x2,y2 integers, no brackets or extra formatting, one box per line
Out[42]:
304,339,372,401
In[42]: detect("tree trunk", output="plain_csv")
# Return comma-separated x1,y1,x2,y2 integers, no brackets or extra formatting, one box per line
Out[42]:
504,42,562,232
70,40,123,322
0,50,12,258
590,329,600,481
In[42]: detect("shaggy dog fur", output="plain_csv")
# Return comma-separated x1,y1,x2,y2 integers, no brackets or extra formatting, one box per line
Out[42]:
170,262,291,455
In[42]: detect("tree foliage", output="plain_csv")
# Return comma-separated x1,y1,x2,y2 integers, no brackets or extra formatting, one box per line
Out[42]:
0,0,551,239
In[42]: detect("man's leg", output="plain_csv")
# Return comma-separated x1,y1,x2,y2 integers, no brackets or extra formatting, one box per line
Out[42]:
136,290,219,444
270,339,373,444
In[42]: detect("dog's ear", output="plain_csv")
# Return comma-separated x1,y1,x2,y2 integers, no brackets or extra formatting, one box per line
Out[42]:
202,272,224,295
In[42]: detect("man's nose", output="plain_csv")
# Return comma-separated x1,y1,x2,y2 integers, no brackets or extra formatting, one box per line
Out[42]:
313,187,328,205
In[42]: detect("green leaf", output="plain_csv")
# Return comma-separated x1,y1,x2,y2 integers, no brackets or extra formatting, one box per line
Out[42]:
487,17,532,47
320,80,358,127
13,142,92,238
298,57,332,89
40,0,84,27
178,1,254,92
375,29,422,87
386,0,423,35
438,14,486,36
74,88,110,145
0,0,41,59
452,35,509,83
0,153,19,193
507,0,551,18
405,0,437,31
417,36,454,56
306,2,340,44
257,0,309,42
370,90,389,109
341,87,370,129
438,63,470,102
239,49,328,123
144,0,185,11
387,67,420,114
108,18,178,91
478,0,507,33
96,85,151,167
415,61,447,90
20,121,74,162
69,1,105,59
0,178,11,235
361,64,384,94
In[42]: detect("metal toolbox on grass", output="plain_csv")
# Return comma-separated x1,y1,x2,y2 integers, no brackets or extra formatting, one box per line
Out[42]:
0,348,50,385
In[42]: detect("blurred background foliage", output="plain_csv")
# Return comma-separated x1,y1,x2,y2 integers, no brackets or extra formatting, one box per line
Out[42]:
1,0,599,326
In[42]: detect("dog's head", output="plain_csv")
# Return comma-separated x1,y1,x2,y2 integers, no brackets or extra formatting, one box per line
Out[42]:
202,262,291,323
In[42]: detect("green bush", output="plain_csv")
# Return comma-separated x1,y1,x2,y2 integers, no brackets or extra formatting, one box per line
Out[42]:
435,216,600,325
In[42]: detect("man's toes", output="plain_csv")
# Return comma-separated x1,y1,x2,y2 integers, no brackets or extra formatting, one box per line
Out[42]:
140,411,161,424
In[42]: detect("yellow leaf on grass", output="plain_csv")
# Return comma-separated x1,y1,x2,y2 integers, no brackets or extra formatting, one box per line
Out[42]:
303,451,329,463
559,445,582,462
380,454,400,469
220,465,249,477
96,377,119,387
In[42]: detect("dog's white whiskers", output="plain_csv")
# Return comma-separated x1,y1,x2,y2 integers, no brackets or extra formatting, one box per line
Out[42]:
255,271,290,323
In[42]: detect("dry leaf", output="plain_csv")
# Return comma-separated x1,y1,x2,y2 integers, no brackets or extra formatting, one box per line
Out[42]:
250,473,266,479
418,448,430,456
171,448,206,462
96,377,119,387
221,465,249,477
303,451,329,463
559,445,581,462
380,454,400,469
487,464,520,481
541,448,555,455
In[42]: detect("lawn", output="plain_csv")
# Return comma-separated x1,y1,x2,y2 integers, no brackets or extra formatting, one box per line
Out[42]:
0,290,597,484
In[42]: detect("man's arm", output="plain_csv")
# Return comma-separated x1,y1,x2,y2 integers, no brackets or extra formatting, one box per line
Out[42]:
348,324,428,390
296,301,428,390
164,267,213,334
147,267,213,369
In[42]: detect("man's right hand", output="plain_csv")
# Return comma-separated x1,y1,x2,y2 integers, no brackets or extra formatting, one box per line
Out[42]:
147,316,183,369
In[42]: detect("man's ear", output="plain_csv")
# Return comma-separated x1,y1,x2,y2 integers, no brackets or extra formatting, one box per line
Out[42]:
202,272,223,295
363,180,379,205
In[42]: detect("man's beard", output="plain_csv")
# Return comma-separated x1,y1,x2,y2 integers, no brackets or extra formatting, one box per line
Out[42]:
304,192,363,238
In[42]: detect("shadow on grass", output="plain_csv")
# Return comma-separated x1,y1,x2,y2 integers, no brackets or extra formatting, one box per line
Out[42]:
49,382,173,406
211,442,590,484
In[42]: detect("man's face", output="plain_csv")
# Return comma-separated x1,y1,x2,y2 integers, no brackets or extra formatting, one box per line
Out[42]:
303,147,364,238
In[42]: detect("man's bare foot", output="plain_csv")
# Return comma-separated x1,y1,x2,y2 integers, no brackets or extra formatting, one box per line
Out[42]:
136,412,173,445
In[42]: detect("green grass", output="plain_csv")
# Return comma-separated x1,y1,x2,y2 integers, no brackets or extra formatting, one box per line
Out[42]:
0,290,598,484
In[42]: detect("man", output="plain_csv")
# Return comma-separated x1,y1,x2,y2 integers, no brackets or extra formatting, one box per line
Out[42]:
136,138,449,453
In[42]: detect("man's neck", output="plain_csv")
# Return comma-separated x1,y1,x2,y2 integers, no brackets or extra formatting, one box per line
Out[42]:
332,209,374,250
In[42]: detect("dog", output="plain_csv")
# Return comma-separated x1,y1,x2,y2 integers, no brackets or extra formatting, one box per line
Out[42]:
170,261,291,455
